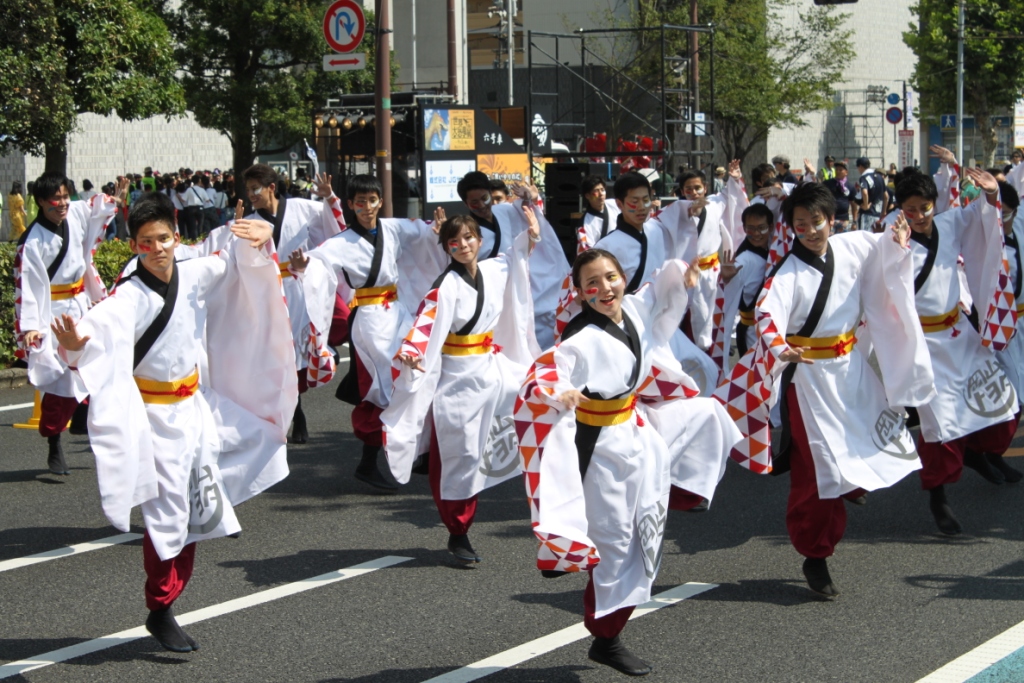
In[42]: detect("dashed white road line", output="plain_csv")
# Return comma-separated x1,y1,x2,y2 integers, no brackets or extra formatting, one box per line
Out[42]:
916,618,1024,683
0,533,144,574
421,582,717,683
0,555,412,679
0,402,34,413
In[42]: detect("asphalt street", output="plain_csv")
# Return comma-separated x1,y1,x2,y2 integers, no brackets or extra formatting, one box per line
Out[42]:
2,375,1024,683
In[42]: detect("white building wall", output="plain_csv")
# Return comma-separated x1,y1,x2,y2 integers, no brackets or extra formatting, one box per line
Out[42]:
767,0,920,173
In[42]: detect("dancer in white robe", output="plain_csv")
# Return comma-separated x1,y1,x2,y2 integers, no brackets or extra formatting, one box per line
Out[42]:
242,164,341,443
383,208,541,563
288,174,447,489
14,172,123,473
714,182,935,598
52,192,295,653
514,251,737,676
576,175,621,253
996,184,1024,422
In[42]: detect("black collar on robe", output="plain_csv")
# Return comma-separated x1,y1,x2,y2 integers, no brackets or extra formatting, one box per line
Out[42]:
909,226,940,294
695,207,708,236
342,217,384,289
1006,231,1023,298
474,211,502,260
614,215,648,294
585,203,610,240
431,260,485,336
735,237,770,261
256,194,287,248
21,213,71,281
132,261,179,370
561,304,642,397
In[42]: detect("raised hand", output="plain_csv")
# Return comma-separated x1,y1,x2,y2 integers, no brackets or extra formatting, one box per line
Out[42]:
51,314,90,352
891,211,911,248
522,203,541,246
288,248,310,274
432,206,447,234
234,199,245,223
313,173,334,198
230,219,273,248
688,197,709,217
720,250,743,284
803,158,816,177
397,352,425,372
728,159,742,180
929,144,957,166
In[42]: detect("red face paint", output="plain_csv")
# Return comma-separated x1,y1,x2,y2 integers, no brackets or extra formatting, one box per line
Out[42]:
137,243,153,252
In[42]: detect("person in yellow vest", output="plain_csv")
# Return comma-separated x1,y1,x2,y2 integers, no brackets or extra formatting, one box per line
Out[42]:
817,155,836,182
8,181,27,242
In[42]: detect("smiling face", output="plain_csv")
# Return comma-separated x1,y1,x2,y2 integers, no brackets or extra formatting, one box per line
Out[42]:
743,215,772,249
246,179,275,211
899,195,935,234
681,177,706,201
616,186,653,229
464,188,493,220
131,220,179,279
41,185,71,224
791,205,831,255
576,256,626,323
446,223,481,265
348,191,382,229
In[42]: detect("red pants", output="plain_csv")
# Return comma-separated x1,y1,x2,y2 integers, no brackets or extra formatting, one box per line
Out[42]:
785,385,865,559
668,486,704,511
352,348,384,447
428,422,478,535
917,418,1017,489
142,532,196,611
584,572,635,639
329,294,351,347
39,393,79,438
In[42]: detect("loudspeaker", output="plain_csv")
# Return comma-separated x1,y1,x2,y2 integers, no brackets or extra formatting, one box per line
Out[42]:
544,163,621,263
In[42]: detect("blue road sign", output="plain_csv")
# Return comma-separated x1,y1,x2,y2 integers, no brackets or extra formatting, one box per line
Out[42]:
887,93,901,105
885,107,903,125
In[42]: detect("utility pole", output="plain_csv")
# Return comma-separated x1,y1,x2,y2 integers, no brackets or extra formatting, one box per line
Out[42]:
508,0,516,106
448,0,458,100
956,0,964,163
375,0,393,216
690,0,700,170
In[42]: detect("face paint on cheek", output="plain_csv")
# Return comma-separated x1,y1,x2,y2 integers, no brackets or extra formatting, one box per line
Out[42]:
585,287,598,304
159,237,175,250
137,243,153,253
813,219,828,233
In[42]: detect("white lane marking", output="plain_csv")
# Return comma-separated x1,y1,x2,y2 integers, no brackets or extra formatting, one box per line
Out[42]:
0,402,34,413
0,555,411,679
0,533,143,574
916,619,1024,683
421,582,717,683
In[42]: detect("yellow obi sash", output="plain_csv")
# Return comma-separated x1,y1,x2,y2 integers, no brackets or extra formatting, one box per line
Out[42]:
51,277,85,301
350,284,398,308
739,309,756,326
135,367,200,405
697,253,720,271
576,394,637,427
785,328,857,360
278,262,292,279
919,306,960,334
442,330,496,356
1016,302,1024,315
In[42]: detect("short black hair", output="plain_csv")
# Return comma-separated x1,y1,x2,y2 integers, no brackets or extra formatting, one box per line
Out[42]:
32,171,70,205
752,163,775,188
571,248,626,289
998,181,1020,211
783,181,836,226
677,170,707,189
488,178,508,195
128,192,177,239
242,163,279,189
612,172,652,201
438,214,482,247
581,175,606,196
11,181,22,195
833,161,847,171
346,174,382,201
894,172,938,206
741,203,775,229
82,179,93,191
456,171,490,201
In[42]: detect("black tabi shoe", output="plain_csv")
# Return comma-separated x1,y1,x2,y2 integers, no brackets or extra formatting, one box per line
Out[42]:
986,452,1023,483
802,557,840,598
354,445,399,491
288,398,308,445
145,606,196,653
68,402,89,435
963,450,1005,485
845,494,868,506
447,533,481,564
686,498,710,513
541,570,568,579
929,486,962,536
410,453,430,475
588,635,652,677
46,434,69,475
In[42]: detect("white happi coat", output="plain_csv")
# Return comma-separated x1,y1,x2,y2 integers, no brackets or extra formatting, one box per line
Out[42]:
515,262,739,618
577,198,621,254
298,217,446,408
383,231,540,499
592,201,688,292
246,196,341,370
717,241,769,364
15,198,115,395
912,199,1018,442
997,213,1024,402
64,242,296,561
760,233,934,497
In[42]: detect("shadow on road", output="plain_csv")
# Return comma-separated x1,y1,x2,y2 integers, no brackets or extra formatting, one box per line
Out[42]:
319,664,589,683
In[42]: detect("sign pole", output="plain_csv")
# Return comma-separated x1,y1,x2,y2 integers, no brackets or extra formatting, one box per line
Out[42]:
956,0,964,162
375,0,393,217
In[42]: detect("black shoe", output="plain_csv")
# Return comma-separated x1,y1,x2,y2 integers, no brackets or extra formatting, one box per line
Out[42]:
354,445,398,491
963,450,1005,485
46,434,69,475
929,486,962,536
145,606,195,653
845,494,868,506
68,402,89,435
541,570,568,579
588,635,652,676
802,557,839,598
288,399,308,444
447,533,481,564
411,453,430,475
986,453,1023,483
685,498,709,513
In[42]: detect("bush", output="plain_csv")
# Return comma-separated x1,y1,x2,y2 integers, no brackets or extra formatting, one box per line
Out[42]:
93,239,135,289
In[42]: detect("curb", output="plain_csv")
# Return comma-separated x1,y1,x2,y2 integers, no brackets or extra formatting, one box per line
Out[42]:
0,367,29,391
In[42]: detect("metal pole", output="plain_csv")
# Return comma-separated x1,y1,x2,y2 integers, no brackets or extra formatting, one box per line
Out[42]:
375,0,393,217
508,0,516,106
902,79,907,130
956,0,964,163
691,0,700,169
411,0,417,90
527,30,532,159
447,0,458,99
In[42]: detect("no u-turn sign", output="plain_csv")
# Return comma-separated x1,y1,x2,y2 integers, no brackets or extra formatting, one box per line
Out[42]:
323,0,366,54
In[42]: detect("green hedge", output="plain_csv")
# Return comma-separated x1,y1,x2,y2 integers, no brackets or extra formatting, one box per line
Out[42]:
0,239,135,368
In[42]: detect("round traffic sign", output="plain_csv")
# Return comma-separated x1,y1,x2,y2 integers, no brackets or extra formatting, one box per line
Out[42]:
886,93,901,106
885,107,903,125
323,0,366,54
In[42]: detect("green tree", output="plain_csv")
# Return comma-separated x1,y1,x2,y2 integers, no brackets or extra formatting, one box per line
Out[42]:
0,0,185,172
904,0,1024,166
162,0,384,192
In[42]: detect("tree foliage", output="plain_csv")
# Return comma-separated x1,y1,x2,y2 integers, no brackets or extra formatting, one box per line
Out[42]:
161,0,385,184
0,0,185,168
904,0,1024,165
